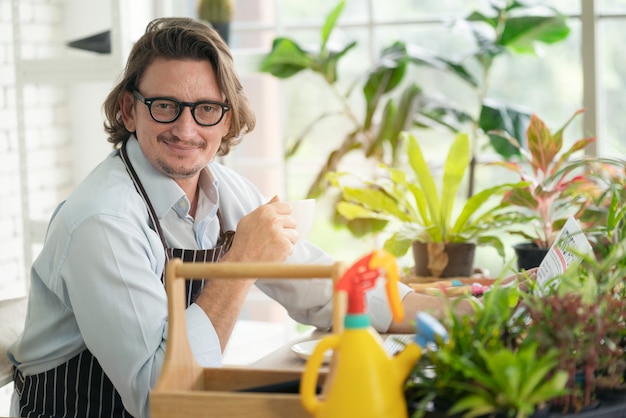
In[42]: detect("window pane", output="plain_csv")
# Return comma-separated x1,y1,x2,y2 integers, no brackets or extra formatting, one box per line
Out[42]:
547,0,580,15
372,0,580,20
372,0,489,20
601,18,626,156
600,0,626,14
237,0,609,275
281,0,370,23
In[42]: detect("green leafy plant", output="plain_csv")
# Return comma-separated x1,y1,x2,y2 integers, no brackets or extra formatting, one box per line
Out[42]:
404,225,626,417
491,110,600,249
405,284,568,418
328,132,523,259
259,0,570,198
580,162,626,254
448,344,568,418
519,259,626,413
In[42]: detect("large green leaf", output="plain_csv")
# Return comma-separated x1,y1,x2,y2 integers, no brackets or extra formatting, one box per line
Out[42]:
320,0,345,52
413,97,474,133
336,201,389,221
465,10,497,28
406,44,479,87
500,14,570,54
479,99,531,159
383,232,416,257
451,183,520,236
405,132,442,228
367,99,397,157
320,40,357,83
338,185,413,222
406,182,431,229
388,84,422,161
440,133,471,236
258,38,315,78
363,42,408,126
344,218,388,237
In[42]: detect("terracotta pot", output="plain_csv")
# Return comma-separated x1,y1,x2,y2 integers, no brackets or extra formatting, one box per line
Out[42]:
513,242,548,271
412,242,476,278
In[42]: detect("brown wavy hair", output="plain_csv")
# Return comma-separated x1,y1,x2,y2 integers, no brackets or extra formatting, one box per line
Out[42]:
103,17,255,155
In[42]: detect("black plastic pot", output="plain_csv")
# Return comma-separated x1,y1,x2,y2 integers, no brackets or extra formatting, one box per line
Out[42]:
513,242,549,271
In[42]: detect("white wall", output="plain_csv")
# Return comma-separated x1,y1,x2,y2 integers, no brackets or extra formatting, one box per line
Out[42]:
0,0,163,299
1,0,71,299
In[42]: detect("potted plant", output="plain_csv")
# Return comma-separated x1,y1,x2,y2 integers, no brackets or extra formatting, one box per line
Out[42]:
327,131,523,278
401,180,626,415
489,109,601,270
405,283,569,418
258,0,571,199
197,0,234,44
405,248,626,417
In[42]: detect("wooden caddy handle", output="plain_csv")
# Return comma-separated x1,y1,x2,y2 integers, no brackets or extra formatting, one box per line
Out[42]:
154,258,346,392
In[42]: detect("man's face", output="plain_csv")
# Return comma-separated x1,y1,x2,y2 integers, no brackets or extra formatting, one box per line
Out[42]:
121,58,230,182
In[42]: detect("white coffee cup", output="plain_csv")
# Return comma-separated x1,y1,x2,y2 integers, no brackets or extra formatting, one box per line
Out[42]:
288,199,316,241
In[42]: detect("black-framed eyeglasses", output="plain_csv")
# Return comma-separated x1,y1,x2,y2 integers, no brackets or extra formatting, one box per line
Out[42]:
133,90,230,127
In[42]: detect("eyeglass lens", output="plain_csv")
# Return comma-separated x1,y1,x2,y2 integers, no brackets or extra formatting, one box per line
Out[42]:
149,99,225,126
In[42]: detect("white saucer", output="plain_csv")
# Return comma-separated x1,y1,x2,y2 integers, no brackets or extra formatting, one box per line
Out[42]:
291,339,333,363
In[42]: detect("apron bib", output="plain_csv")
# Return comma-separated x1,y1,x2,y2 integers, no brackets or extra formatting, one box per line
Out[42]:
15,139,234,417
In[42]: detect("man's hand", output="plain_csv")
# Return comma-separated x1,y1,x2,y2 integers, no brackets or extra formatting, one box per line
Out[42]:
222,195,297,264
387,268,540,333
501,267,538,292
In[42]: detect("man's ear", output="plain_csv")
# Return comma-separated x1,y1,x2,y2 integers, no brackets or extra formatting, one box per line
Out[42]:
120,90,136,132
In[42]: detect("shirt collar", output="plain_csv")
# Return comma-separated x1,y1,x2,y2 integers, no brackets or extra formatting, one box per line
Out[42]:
125,136,218,219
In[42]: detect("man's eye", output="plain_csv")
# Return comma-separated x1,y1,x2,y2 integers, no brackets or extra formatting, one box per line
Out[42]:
155,102,175,110
198,104,217,113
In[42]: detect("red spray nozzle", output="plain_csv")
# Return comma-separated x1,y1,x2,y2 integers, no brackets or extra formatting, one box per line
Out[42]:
336,250,405,323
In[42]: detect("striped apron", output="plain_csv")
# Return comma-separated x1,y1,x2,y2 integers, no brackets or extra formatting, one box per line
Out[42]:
13,139,235,417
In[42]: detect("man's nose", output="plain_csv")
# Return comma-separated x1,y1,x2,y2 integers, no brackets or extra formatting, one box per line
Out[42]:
172,106,199,133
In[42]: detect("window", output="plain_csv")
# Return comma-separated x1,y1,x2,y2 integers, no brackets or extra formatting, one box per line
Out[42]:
227,0,625,277
3,0,625,297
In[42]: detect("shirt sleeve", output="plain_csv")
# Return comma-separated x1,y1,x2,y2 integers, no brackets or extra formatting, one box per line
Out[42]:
255,241,414,333
367,278,414,332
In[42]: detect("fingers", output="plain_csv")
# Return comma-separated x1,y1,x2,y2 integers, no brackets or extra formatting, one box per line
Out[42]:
518,268,538,282
264,195,297,237
225,196,301,263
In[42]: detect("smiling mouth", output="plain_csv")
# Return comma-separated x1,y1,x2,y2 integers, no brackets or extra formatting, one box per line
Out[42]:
159,136,206,151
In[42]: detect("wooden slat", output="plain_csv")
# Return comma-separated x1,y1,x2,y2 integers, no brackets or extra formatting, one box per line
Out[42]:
151,391,309,418
202,368,307,391
151,259,344,417
175,262,338,280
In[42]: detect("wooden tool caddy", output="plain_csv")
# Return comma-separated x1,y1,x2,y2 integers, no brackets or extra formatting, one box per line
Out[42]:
150,259,346,418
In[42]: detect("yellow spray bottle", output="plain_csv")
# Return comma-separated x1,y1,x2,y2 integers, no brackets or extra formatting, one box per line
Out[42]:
299,250,422,418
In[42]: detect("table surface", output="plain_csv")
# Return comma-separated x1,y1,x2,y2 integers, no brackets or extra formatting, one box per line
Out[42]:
248,330,414,370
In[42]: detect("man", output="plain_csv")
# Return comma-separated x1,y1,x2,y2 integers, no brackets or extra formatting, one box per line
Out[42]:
8,17,476,418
